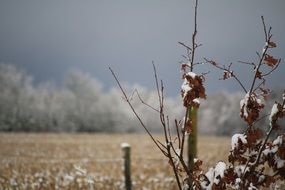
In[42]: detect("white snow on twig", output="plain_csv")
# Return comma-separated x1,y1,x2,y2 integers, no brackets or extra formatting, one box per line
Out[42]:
200,161,227,189
276,159,285,169
263,145,278,156
269,102,279,123
262,42,268,54
181,80,191,98
273,135,283,146
240,93,250,118
193,98,200,105
231,134,247,150
186,71,197,79
235,165,248,177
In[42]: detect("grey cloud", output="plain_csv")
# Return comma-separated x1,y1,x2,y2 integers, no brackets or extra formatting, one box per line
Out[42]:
0,0,284,96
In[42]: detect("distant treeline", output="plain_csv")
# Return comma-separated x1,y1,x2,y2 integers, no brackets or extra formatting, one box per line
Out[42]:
0,63,283,135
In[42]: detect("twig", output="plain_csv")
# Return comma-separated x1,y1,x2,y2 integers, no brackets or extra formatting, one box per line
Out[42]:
152,64,182,190
170,142,191,176
179,42,192,51
190,0,198,72
168,150,182,190
261,59,281,77
261,16,268,42
238,61,256,66
253,125,273,168
153,63,162,108
252,79,266,92
204,58,247,93
252,114,270,127
134,89,160,113
175,119,181,149
180,107,189,158
109,67,167,156
253,99,285,169
157,140,167,150
249,16,272,94
167,116,172,143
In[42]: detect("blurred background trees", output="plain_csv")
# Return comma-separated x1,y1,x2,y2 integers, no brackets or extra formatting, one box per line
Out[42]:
0,63,283,135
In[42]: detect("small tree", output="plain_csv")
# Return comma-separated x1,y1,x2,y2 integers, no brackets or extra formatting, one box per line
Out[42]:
110,0,284,189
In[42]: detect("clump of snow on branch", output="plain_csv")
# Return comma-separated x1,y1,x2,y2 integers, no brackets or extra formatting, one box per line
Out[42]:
240,92,264,125
181,71,206,108
200,161,227,189
231,134,247,150
269,102,279,123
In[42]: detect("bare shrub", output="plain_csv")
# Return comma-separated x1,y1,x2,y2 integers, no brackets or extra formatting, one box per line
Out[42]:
110,0,284,189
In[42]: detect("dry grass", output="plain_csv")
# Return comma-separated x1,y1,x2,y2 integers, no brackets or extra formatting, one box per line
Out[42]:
0,133,230,190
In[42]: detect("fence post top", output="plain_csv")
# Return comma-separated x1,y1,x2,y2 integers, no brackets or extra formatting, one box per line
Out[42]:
121,142,130,148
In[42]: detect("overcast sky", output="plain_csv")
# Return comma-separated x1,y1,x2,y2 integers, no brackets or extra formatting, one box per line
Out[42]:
0,0,284,96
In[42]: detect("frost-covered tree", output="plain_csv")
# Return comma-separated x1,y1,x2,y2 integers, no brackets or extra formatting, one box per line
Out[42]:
199,92,244,136
1,62,281,136
0,64,35,131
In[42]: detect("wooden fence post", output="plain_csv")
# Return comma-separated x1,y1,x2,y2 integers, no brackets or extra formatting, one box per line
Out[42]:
187,106,197,171
121,143,132,190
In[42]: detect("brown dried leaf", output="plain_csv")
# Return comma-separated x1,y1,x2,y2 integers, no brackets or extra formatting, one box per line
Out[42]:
260,87,271,101
209,60,217,66
221,71,233,80
240,93,264,125
277,145,285,160
256,70,263,79
264,54,278,67
182,73,206,107
181,63,189,72
263,175,276,187
193,159,203,172
268,41,277,48
247,128,263,146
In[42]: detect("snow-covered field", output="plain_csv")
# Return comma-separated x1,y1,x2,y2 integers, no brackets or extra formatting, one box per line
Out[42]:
0,133,229,189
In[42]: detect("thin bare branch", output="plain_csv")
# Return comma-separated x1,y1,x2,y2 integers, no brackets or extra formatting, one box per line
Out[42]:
252,113,270,127
238,60,256,66
190,0,198,72
170,142,191,176
175,119,181,149
180,107,189,158
153,63,162,108
168,150,182,190
109,67,167,156
134,89,160,113
157,140,167,150
167,116,172,143
249,17,272,94
253,98,285,169
152,64,182,190
179,41,192,51
252,78,266,92
261,16,268,42
256,52,262,60
204,58,247,93
261,59,281,77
